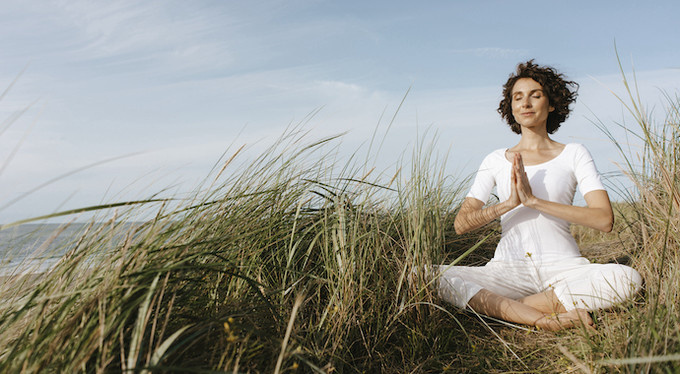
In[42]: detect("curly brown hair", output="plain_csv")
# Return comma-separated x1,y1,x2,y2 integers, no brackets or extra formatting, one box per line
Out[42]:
497,60,579,134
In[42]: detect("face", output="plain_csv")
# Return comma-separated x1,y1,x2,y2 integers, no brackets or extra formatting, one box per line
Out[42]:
510,78,554,131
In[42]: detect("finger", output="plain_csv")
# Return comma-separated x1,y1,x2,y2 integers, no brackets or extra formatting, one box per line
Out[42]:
516,170,527,188
516,166,524,182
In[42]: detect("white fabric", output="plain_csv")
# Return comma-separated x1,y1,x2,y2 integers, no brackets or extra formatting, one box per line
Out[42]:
467,143,605,262
438,143,642,310
437,258,642,311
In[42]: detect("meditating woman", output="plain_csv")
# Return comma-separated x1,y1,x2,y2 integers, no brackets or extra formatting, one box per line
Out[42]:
438,60,642,330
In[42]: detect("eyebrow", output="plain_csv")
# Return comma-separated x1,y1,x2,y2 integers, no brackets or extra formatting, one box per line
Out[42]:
512,89,544,96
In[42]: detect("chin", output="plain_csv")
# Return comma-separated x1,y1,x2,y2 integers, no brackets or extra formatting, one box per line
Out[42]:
520,122,546,131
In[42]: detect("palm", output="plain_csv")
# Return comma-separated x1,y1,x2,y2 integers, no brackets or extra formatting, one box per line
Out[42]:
512,153,533,204
509,172,521,206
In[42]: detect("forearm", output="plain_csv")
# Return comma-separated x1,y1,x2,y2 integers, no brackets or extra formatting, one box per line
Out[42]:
454,200,516,235
524,197,614,232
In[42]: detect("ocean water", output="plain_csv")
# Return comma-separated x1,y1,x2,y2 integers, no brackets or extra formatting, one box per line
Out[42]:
0,223,130,276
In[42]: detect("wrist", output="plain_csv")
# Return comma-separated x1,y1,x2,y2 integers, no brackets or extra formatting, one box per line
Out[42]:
501,199,518,212
524,196,540,209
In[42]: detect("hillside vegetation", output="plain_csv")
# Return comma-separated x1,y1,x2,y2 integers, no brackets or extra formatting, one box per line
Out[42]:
0,73,678,373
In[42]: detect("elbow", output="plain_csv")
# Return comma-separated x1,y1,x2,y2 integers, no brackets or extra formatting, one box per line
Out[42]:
454,218,469,235
600,214,614,233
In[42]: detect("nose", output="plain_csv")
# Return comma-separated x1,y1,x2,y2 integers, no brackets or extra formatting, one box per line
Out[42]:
521,96,532,108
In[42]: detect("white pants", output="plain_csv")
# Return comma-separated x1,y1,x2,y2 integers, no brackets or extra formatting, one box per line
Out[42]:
436,257,642,311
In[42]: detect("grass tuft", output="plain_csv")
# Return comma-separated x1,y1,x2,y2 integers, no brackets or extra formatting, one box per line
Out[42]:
1,61,680,372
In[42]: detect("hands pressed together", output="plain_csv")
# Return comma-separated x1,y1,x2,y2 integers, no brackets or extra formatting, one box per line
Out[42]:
454,149,614,235
508,152,537,209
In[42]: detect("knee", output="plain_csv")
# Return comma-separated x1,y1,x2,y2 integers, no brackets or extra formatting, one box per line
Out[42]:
438,275,469,309
437,273,484,310
594,264,643,308
611,264,643,298
563,264,643,311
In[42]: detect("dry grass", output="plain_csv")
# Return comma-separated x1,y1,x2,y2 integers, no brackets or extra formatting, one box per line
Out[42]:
0,63,679,372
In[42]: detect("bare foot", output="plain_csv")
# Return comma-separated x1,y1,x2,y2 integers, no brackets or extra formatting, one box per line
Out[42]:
536,309,594,331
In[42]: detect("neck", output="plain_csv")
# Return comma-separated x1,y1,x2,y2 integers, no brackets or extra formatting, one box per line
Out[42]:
517,126,552,150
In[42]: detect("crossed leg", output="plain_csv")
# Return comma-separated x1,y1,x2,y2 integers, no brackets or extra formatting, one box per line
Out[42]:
468,289,593,331
435,260,637,330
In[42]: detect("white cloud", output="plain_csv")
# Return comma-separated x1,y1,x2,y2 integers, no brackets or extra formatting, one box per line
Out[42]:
0,1,679,222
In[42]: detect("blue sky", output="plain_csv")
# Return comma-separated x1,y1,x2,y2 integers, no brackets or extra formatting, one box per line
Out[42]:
0,0,679,222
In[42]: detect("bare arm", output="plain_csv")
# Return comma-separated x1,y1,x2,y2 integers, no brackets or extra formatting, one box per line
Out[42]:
522,191,613,232
454,197,517,235
513,153,614,232
454,166,521,235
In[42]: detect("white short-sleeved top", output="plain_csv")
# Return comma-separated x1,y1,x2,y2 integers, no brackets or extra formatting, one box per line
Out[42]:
466,143,605,262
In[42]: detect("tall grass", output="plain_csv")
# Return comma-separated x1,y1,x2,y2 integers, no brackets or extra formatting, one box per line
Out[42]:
2,66,679,372
565,67,680,372
0,124,486,372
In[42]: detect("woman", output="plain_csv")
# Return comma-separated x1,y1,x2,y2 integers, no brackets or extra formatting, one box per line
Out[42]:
438,60,642,331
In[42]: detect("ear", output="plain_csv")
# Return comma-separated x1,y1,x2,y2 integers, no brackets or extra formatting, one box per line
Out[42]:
549,105,555,112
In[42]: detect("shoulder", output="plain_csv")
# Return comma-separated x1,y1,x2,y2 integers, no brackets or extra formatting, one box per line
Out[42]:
561,144,602,175
480,148,508,165
566,143,589,152
473,148,508,178
562,143,593,159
